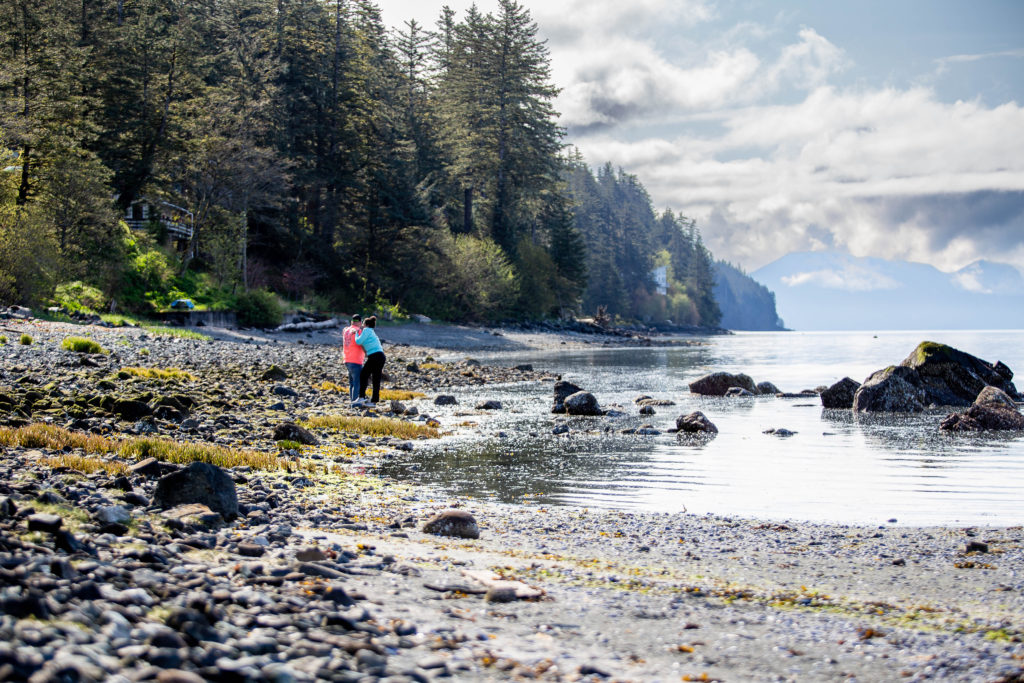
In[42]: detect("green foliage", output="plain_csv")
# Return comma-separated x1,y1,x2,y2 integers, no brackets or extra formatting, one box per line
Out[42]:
53,281,106,314
61,337,108,354
234,289,283,328
19,334,32,345
0,336,7,345
443,235,519,321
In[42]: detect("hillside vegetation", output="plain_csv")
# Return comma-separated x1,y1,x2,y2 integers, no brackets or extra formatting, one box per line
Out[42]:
1,0,775,329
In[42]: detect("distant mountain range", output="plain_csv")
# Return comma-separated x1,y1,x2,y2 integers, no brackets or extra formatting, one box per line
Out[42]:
750,251,1024,330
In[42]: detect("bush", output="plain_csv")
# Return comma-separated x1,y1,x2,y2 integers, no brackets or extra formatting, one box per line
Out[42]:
61,336,108,354
53,281,106,313
0,335,6,345
19,334,32,345
234,289,283,328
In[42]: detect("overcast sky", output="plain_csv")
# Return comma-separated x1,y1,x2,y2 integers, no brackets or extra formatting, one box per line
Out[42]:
379,0,1024,274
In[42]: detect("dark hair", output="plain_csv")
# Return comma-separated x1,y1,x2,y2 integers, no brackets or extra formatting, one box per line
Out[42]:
351,314,361,322
364,315,376,328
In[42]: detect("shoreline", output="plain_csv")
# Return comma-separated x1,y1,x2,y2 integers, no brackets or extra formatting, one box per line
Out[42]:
1,319,1022,681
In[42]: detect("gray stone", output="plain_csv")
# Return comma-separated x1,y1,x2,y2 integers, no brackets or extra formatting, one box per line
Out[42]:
434,395,458,406
27,513,63,533
259,365,289,381
756,381,781,395
153,462,239,520
422,509,480,539
96,505,132,525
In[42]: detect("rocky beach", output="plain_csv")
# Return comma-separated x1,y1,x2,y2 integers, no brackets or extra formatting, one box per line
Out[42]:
1,318,1023,682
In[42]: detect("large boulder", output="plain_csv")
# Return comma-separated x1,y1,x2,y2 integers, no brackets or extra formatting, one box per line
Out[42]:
688,372,757,396
153,462,239,521
756,381,781,395
900,342,1019,406
852,366,925,413
563,391,603,416
940,386,1024,432
552,380,584,413
676,411,718,434
820,377,861,409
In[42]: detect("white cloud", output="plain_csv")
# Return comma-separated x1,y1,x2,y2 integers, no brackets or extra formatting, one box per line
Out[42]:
574,86,1024,271
782,268,901,291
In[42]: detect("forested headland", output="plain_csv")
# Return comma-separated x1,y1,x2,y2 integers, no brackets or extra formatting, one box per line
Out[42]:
0,0,778,330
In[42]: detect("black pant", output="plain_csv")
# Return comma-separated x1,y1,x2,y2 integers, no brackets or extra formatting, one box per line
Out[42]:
359,352,386,402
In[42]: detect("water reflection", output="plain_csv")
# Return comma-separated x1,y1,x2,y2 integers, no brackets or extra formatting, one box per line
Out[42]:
383,331,1024,525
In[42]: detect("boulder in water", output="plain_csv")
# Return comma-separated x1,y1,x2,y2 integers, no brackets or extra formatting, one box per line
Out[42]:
552,380,584,413
563,391,602,416
688,372,757,396
821,377,861,409
940,386,1024,432
676,411,718,434
900,341,1019,405
853,366,925,413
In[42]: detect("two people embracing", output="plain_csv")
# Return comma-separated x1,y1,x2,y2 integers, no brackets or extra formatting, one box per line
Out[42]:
342,314,386,407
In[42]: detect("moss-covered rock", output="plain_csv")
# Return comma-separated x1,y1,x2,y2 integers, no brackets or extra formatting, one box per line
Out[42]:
901,341,1019,405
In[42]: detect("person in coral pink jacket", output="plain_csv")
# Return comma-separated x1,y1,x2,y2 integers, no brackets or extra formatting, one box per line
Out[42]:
342,314,366,406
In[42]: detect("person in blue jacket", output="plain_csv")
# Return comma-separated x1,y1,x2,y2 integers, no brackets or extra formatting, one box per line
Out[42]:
355,316,386,405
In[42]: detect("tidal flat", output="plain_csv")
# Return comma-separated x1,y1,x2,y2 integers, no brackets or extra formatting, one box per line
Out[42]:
0,319,1022,682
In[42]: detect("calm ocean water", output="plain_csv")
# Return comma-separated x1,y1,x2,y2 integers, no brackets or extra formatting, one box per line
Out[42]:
380,330,1024,526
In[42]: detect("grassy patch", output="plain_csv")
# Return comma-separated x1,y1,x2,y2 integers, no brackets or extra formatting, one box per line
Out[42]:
302,414,439,439
419,362,444,371
118,366,197,382
0,335,7,345
141,325,211,341
379,389,426,401
61,336,108,354
3,423,311,472
40,454,129,476
276,440,305,451
19,334,33,345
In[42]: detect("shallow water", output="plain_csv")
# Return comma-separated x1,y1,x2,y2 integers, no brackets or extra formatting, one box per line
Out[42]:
380,330,1024,526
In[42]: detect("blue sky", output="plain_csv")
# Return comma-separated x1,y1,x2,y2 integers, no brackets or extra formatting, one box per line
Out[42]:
380,0,1024,274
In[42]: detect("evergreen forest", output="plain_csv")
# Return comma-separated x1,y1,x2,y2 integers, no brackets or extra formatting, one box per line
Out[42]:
0,0,775,329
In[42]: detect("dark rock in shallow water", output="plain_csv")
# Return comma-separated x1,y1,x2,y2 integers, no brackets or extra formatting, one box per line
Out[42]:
552,380,584,413
821,377,861,409
272,421,319,445
434,395,458,406
688,372,757,396
756,381,781,395
853,366,926,413
901,341,1020,405
422,509,480,539
475,399,502,410
940,386,1024,432
153,463,239,520
676,411,718,434
725,387,754,397
563,391,603,416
